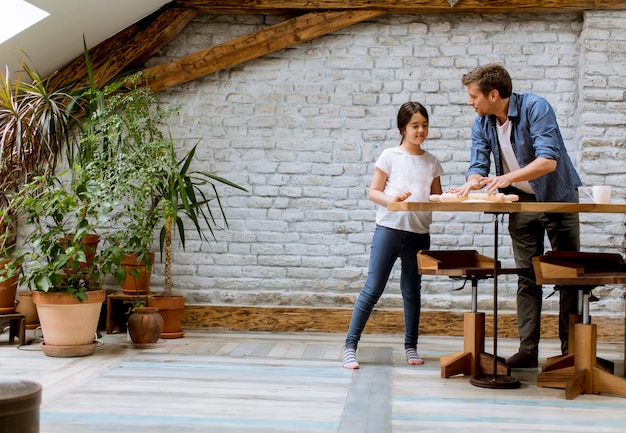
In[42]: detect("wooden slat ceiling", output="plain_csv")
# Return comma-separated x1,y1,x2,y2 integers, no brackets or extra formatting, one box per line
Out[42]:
50,0,626,92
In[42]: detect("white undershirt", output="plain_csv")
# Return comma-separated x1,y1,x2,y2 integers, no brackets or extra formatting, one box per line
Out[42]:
496,119,534,194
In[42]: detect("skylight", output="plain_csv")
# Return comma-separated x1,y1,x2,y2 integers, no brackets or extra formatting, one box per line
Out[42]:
0,0,49,45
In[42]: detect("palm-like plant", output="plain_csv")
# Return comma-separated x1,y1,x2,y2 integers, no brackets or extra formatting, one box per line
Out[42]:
155,142,247,297
0,61,80,286
0,63,79,211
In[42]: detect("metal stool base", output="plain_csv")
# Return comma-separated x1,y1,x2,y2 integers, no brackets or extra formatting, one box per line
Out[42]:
470,374,521,389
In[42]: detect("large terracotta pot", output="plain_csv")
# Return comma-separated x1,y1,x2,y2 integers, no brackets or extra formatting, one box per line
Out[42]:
32,289,106,357
127,307,163,345
147,295,185,339
120,252,154,296
0,260,19,314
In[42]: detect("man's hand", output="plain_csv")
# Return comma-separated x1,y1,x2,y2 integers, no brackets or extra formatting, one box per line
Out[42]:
480,174,513,192
446,176,483,196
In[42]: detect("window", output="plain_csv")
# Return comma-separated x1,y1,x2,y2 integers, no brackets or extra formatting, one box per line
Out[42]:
0,0,49,45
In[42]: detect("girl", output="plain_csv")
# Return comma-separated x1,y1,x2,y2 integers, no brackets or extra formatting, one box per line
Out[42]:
343,102,443,369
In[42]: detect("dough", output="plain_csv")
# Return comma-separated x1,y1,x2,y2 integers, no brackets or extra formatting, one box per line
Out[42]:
430,193,519,203
464,193,519,202
439,193,466,202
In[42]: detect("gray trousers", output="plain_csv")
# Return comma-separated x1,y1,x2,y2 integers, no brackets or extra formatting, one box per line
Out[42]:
507,196,580,357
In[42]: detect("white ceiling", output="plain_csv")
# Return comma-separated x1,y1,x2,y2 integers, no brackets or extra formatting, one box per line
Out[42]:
0,0,170,79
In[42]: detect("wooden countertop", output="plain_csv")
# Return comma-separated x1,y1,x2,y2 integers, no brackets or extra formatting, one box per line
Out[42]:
388,201,626,213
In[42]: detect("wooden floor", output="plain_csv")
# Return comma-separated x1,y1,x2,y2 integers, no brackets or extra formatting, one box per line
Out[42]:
1,327,626,433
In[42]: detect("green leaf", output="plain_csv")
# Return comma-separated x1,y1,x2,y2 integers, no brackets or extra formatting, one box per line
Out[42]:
35,275,52,292
114,267,127,285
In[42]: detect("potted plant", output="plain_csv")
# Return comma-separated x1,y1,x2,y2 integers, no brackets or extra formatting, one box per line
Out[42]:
0,209,21,313
76,74,248,338
0,56,113,357
17,167,111,357
69,69,186,344
147,138,247,338
15,73,164,355
0,62,79,314
77,72,173,296
0,49,179,352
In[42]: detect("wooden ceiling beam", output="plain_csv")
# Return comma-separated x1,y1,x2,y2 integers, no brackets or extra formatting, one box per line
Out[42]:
48,6,197,91
173,0,626,14
143,9,386,92
48,0,624,93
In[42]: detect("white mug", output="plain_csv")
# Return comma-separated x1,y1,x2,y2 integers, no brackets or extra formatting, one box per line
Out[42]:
585,185,611,204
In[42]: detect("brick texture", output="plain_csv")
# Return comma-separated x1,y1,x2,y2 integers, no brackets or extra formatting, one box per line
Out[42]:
136,11,626,318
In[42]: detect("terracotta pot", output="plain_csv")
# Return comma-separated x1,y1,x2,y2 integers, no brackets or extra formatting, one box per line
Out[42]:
61,233,100,270
15,291,39,329
0,260,19,314
82,234,100,268
120,252,154,296
33,289,106,357
147,295,185,339
127,307,163,345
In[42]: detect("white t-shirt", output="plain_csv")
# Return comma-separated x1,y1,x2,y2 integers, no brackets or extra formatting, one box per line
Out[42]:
374,146,444,234
497,119,534,194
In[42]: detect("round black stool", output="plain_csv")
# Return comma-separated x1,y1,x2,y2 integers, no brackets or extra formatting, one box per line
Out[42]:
0,378,42,433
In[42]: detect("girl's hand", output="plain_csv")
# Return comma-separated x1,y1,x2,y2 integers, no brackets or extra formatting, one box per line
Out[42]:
393,191,412,202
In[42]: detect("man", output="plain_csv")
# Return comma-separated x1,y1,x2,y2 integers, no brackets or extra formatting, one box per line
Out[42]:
451,63,582,368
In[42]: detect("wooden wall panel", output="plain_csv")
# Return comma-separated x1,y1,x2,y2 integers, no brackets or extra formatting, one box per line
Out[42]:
182,305,625,343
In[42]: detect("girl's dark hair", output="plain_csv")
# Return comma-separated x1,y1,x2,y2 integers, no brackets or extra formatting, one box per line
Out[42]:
461,63,512,98
397,102,429,136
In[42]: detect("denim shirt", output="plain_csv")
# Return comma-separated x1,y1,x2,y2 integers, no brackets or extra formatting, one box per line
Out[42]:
466,93,582,202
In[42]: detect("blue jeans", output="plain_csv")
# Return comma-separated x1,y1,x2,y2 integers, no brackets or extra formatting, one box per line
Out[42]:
345,225,430,350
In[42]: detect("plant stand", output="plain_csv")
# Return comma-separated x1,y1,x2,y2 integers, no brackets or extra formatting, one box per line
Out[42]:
106,293,136,334
0,313,25,345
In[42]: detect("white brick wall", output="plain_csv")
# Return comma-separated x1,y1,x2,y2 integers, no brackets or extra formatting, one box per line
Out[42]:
143,11,626,316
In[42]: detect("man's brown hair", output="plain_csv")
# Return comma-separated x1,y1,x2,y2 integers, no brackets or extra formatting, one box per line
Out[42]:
462,63,513,98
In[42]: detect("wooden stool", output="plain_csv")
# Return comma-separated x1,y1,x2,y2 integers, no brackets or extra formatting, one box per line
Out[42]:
0,312,26,345
533,251,626,399
418,250,519,378
438,286,509,378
